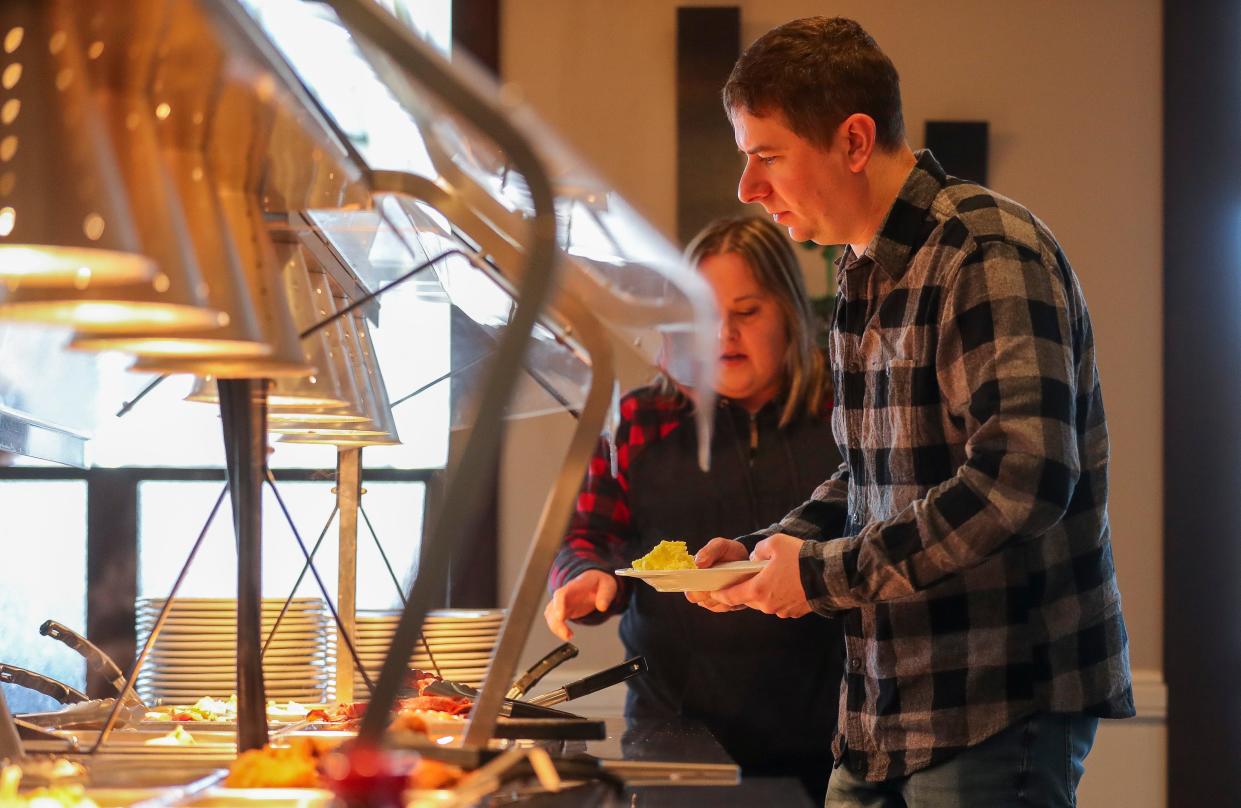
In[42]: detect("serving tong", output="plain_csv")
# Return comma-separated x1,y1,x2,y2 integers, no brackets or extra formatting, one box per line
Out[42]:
2,619,147,742
423,654,646,716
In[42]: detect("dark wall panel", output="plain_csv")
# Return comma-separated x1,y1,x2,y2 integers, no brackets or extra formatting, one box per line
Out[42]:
1164,1,1241,805
453,0,500,75
86,470,137,699
448,0,501,607
676,6,743,245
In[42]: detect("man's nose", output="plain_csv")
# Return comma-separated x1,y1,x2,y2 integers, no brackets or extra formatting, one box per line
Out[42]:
738,163,768,204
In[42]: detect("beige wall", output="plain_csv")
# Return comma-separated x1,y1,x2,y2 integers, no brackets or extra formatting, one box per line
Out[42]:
497,2,1163,801
501,0,1162,674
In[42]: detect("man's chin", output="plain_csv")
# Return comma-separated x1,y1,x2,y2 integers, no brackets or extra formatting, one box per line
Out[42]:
783,223,819,243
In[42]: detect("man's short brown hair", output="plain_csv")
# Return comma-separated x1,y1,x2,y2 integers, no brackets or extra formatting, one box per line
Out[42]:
723,17,905,151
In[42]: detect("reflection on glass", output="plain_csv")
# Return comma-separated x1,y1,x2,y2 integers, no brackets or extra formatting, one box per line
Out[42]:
0,480,87,713
241,0,438,177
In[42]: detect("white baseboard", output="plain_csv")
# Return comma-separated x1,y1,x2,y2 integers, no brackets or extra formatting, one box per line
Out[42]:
1130,667,1167,720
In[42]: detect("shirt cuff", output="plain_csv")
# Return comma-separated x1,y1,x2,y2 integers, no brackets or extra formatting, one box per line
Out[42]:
798,538,856,613
736,530,769,552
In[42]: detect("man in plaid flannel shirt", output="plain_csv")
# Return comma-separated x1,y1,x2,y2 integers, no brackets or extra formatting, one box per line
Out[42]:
689,16,1134,806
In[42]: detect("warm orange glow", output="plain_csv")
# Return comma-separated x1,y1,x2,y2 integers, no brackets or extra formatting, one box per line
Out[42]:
185,391,353,410
131,354,314,380
0,299,220,330
0,244,153,285
279,434,400,447
266,409,367,422
4,28,24,54
69,334,273,357
1,62,21,90
269,423,387,436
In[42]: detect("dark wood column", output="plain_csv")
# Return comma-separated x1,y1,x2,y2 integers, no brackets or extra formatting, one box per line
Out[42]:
676,6,743,244
1164,0,1241,804
452,0,500,74
85,469,137,699
444,3,502,608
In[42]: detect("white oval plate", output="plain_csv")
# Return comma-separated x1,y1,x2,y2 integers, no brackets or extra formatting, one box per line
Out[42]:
615,560,768,592
425,609,506,620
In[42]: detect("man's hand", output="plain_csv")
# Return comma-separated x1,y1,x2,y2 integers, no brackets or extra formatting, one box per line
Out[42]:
544,569,618,641
685,538,748,612
712,533,812,618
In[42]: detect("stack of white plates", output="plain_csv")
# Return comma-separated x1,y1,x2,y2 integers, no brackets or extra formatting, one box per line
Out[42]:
350,608,505,690
134,597,334,704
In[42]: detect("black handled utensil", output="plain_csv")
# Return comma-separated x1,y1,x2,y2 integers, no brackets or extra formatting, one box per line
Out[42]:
525,656,647,707
38,621,140,706
420,678,587,719
507,642,579,699
0,664,88,705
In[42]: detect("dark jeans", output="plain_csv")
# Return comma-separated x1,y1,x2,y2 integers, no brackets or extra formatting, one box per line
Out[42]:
825,713,1099,808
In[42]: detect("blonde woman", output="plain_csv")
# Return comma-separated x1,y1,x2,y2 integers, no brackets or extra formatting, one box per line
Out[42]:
545,215,844,801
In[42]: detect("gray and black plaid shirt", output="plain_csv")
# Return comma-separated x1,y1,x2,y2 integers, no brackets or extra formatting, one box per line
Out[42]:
742,151,1134,781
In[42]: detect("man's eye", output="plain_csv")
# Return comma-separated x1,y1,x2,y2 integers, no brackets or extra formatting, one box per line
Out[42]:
760,156,776,166
736,309,758,317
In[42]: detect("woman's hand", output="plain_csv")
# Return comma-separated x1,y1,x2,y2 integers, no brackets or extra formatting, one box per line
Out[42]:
685,538,749,612
694,537,749,567
544,569,618,641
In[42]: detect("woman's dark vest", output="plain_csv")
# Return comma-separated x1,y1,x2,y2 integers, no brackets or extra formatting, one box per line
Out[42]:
620,396,845,776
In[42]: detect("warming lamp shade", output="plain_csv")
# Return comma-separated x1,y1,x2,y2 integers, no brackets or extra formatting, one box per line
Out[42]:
186,376,362,415
128,190,313,378
264,281,374,429
0,0,222,330
276,297,399,446
69,1,269,357
0,0,153,287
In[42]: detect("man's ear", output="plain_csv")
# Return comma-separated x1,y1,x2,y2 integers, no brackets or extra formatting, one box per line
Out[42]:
839,113,877,173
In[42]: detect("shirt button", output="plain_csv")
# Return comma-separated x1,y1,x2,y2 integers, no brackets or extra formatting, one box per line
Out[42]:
850,658,862,670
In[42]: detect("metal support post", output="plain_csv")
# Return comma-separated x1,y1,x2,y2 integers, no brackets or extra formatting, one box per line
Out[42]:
335,447,362,703
218,378,269,752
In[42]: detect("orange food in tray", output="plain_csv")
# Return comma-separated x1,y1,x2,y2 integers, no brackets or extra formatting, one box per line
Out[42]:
226,738,326,788
225,737,465,791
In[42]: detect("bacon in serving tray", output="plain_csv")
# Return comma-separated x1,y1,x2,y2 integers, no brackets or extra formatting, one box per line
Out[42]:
307,701,367,724
396,695,471,716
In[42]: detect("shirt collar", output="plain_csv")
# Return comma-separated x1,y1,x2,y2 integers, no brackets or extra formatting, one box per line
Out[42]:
840,149,949,280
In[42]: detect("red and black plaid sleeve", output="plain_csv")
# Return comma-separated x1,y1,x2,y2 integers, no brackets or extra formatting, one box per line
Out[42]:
548,387,688,622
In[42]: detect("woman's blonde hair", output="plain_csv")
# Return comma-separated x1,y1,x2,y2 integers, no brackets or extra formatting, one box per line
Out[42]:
685,215,827,427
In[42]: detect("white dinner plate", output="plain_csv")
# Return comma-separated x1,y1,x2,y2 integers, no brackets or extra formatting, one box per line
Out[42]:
135,610,325,623
138,597,324,608
615,560,768,592
143,672,326,683
424,608,505,620
143,652,328,666
135,615,326,627
353,652,493,665
352,639,495,653
134,613,325,625
139,640,325,653
139,626,324,639
357,621,499,632
140,635,328,648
